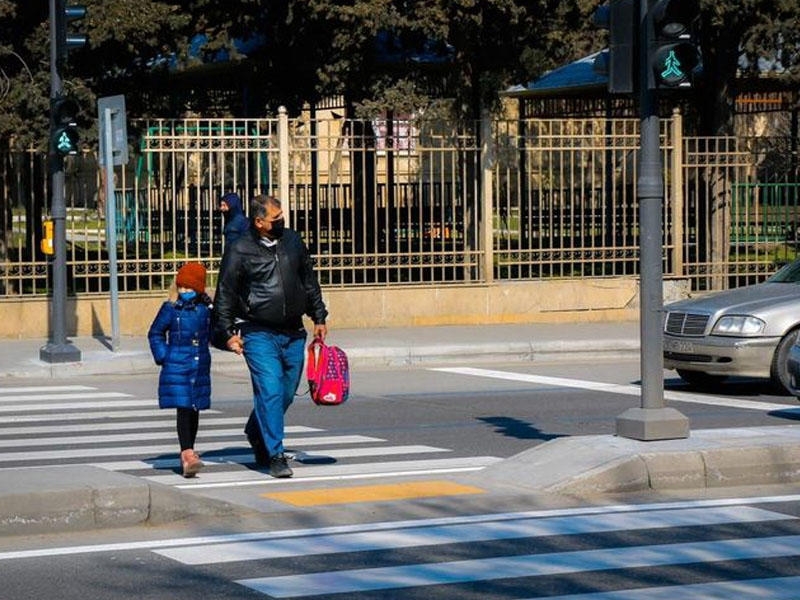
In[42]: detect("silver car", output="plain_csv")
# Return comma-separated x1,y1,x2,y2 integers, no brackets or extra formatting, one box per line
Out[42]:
663,260,800,392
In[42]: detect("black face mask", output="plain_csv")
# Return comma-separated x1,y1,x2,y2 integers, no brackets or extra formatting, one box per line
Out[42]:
269,219,285,239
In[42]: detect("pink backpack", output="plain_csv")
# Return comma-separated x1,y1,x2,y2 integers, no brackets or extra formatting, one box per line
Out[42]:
306,338,350,406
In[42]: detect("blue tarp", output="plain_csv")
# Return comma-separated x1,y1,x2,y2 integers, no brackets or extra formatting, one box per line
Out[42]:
505,49,789,97
505,52,607,97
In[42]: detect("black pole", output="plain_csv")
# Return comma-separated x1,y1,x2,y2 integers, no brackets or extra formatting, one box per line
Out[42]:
40,0,80,363
616,0,687,440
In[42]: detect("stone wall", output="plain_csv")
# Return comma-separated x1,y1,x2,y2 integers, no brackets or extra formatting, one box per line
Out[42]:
0,278,691,338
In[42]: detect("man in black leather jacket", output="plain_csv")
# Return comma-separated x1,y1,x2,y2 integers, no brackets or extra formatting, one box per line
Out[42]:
213,195,328,478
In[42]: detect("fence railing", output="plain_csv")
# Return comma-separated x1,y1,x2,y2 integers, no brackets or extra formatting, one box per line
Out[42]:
0,110,797,298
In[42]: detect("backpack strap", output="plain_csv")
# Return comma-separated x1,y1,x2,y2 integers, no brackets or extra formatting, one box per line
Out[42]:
306,337,326,389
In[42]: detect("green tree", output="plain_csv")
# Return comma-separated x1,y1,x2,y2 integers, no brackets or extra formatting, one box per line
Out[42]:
168,0,330,115
0,2,52,148
0,0,190,149
697,0,800,135
538,1,800,136
298,0,589,120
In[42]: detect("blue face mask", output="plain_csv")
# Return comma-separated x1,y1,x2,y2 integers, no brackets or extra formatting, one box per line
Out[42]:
179,290,197,302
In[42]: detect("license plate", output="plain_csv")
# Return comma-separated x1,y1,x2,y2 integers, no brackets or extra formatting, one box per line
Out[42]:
665,339,696,353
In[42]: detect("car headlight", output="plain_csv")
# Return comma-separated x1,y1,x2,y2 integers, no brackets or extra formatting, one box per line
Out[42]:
711,315,765,336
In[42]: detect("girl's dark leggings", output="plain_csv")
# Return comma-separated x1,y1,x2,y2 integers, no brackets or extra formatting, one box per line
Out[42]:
176,407,199,451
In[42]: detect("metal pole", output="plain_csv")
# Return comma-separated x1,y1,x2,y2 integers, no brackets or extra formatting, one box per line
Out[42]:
480,107,494,284
638,82,663,411
278,106,290,214
40,0,81,363
104,108,120,351
616,0,688,440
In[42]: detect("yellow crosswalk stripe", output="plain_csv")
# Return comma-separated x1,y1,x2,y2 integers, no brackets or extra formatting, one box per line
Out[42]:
262,480,485,506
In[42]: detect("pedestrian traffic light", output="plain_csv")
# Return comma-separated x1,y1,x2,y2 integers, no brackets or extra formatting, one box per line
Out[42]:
592,0,636,94
55,0,88,63
50,96,81,156
646,0,701,89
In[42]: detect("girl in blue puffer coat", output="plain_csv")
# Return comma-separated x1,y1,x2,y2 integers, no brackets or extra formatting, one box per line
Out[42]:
148,262,212,478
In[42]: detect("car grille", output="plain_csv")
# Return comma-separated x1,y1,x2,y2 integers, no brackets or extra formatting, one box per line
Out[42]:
665,312,710,336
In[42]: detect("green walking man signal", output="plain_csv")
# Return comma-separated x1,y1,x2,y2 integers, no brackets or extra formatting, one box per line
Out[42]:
660,49,684,80
56,130,78,154
50,96,81,157
646,0,702,89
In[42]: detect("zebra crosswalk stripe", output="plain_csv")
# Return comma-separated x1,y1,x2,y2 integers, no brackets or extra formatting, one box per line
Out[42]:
0,418,316,436
0,495,798,562
0,399,152,413
161,456,501,488
0,434,384,464
0,391,132,403
0,383,494,492
94,445,449,472
155,505,790,565
543,576,800,599
0,385,97,394
0,427,260,448
238,535,800,598
0,409,220,424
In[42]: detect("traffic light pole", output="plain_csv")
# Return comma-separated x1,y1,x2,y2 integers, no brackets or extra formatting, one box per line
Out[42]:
615,0,687,440
40,0,81,363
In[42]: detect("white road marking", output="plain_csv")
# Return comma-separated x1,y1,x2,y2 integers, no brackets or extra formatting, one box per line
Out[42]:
545,576,800,599
0,409,221,424
238,535,800,597
0,419,320,436
176,467,488,489
0,427,254,448
432,367,800,412
0,435,383,463
0,385,97,394
156,505,789,565
0,391,131,404
1,494,798,561
0,399,154,413
158,456,501,488
94,445,449,471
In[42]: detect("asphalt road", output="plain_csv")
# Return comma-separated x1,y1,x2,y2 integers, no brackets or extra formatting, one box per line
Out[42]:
2,357,800,599
3,492,800,600
5,356,798,467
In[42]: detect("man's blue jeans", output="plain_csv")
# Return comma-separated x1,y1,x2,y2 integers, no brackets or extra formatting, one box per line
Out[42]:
243,330,306,456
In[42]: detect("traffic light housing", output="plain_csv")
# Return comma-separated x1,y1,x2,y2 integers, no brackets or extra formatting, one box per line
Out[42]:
592,0,636,94
646,0,701,89
55,0,88,63
50,96,81,156
41,219,55,256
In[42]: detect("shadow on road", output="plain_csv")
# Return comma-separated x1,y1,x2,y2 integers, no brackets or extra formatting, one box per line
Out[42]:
477,416,565,441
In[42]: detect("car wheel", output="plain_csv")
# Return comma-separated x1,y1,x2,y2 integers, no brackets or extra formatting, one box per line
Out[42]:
675,369,727,389
770,329,800,395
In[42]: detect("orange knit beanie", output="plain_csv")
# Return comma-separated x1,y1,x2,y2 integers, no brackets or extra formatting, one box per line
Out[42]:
176,262,206,294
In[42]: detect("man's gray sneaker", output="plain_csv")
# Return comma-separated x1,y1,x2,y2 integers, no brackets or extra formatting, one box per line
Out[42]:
269,452,293,478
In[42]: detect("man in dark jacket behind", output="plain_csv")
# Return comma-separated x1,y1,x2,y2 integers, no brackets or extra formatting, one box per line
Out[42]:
213,195,328,478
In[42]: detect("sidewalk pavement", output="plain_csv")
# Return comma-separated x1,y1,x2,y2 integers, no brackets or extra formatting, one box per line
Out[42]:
1,320,642,378
2,320,800,537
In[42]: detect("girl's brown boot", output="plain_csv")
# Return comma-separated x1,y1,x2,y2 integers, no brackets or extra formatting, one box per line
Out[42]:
181,449,204,478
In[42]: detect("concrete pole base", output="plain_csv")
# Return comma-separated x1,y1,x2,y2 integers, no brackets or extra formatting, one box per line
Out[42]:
39,342,82,363
616,406,690,441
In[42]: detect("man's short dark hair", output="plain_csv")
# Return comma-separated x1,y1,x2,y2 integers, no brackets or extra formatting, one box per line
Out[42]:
251,195,281,220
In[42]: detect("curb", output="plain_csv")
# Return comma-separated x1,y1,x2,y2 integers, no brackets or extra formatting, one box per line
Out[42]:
468,426,800,496
0,465,253,537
